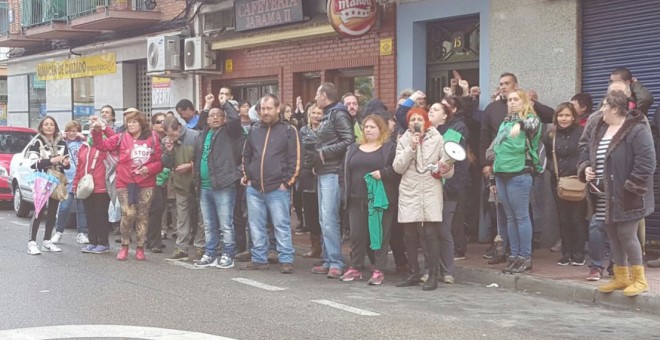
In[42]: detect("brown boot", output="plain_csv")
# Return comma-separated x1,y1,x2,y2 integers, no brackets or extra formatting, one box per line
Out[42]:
302,233,322,258
598,265,632,293
623,265,649,297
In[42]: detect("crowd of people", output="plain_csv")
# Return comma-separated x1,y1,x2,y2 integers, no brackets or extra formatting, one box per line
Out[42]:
25,67,658,295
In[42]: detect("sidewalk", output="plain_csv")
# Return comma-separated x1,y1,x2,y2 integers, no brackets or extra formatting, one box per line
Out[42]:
291,233,660,315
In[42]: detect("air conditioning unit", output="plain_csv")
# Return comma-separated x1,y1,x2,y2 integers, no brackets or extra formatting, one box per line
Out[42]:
147,35,181,73
184,37,217,71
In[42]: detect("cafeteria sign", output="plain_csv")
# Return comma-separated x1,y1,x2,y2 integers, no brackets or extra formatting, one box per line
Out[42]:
37,53,117,81
234,0,304,31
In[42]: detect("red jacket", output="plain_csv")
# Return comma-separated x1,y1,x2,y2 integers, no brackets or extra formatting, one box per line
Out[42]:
73,144,108,194
92,127,163,189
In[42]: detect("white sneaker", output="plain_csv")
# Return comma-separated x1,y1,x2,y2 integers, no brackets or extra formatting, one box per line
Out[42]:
51,232,63,244
27,241,41,255
77,233,90,244
42,240,62,252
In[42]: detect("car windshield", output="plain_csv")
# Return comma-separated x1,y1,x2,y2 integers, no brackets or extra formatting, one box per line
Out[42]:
0,131,37,154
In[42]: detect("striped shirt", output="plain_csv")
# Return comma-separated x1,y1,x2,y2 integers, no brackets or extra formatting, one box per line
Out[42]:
593,137,610,221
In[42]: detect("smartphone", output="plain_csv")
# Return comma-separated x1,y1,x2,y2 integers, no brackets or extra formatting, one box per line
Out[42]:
414,123,421,133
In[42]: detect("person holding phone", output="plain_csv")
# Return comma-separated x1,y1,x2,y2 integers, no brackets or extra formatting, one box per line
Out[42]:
393,105,454,291
578,91,655,297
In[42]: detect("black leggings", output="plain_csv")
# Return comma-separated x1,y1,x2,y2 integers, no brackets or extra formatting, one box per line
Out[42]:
403,222,441,273
84,193,111,246
30,197,60,242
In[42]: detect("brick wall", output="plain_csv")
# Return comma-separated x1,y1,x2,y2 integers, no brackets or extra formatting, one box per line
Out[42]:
156,0,187,21
7,0,21,34
203,4,398,111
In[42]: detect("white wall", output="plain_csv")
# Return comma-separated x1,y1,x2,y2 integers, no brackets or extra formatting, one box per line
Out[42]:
7,75,29,127
45,78,73,128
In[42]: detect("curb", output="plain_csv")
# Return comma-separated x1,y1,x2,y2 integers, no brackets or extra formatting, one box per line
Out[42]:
454,265,660,315
291,242,660,315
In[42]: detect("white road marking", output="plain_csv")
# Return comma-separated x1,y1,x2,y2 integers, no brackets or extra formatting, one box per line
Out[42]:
10,221,30,227
231,278,288,291
167,260,205,270
311,299,380,316
0,325,235,339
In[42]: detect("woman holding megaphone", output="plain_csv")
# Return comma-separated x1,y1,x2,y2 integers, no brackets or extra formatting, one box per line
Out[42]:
428,98,470,284
393,97,455,291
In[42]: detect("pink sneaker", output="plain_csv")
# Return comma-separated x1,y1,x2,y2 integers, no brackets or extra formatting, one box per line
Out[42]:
368,270,384,285
135,247,145,261
339,267,362,282
116,246,129,261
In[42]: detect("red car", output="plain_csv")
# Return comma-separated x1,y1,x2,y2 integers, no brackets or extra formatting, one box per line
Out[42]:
0,126,37,204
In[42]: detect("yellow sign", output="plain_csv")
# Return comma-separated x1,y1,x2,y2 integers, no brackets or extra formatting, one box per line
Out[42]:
36,53,117,81
225,59,233,73
380,38,392,56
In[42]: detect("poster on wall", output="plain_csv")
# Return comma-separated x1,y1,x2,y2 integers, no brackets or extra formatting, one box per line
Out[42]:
152,77,171,108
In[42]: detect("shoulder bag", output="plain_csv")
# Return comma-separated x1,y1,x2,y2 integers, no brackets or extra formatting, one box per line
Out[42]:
76,147,99,199
553,133,587,201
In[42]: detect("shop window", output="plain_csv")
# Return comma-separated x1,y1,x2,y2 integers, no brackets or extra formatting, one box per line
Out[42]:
232,82,279,107
73,77,94,131
28,74,46,129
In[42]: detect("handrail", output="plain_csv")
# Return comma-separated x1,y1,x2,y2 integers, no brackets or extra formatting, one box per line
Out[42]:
0,2,9,34
22,0,154,28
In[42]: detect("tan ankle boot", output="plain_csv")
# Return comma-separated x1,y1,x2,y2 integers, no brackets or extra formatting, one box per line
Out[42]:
598,265,632,293
623,265,649,297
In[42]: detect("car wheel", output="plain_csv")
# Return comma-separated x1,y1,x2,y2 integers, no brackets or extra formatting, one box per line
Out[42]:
13,184,31,218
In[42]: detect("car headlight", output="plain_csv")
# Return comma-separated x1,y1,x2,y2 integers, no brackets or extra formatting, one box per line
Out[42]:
0,166,7,177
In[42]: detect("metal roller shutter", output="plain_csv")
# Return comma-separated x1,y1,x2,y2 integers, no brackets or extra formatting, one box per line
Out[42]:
582,0,660,241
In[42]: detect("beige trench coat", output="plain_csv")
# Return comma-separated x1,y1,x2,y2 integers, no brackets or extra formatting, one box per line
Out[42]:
393,128,454,223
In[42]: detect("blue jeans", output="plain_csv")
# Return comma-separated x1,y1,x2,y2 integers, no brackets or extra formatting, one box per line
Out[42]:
246,186,294,264
55,192,88,233
588,216,609,269
317,173,344,269
496,173,533,258
200,187,236,258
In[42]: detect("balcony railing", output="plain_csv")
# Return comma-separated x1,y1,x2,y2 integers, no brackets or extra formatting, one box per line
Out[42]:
1,2,10,34
22,0,154,28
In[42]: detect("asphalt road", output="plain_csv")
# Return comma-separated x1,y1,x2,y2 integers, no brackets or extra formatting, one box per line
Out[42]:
1,207,660,340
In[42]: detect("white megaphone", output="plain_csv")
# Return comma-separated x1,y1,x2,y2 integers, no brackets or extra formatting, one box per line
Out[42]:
441,140,467,166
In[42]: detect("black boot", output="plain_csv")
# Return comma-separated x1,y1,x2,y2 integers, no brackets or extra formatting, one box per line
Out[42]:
422,268,438,291
502,256,519,274
396,265,420,287
510,257,533,274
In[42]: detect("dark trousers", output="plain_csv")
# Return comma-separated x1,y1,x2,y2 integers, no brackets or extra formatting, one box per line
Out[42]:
293,185,304,227
30,197,60,242
450,199,467,255
348,198,394,270
147,186,166,249
403,222,441,273
84,193,111,246
233,183,248,253
389,205,408,267
556,196,587,258
302,192,321,236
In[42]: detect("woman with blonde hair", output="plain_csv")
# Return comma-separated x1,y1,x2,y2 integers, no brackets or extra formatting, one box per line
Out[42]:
90,109,163,261
299,104,323,258
339,114,399,285
492,90,543,274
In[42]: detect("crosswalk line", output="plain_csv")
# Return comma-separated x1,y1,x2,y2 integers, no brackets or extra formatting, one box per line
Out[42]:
231,278,287,291
311,299,380,316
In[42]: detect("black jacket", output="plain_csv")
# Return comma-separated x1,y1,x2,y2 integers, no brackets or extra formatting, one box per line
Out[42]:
28,134,70,173
577,109,655,223
543,124,583,178
193,102,243,191
437,116,470,201
243,119,301,193
342,141,400,209
479,99,554,167
314,102,355,174
299,125,319,193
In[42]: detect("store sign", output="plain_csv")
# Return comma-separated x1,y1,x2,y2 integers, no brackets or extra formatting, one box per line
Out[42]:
328,0,378,38
152,77,171,107
36,53,117,81
234,0,304,32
